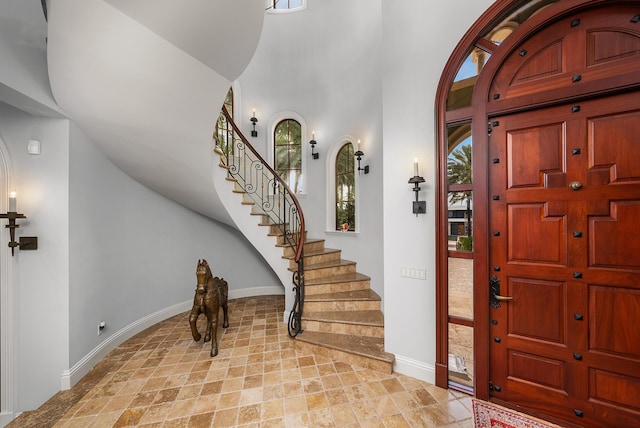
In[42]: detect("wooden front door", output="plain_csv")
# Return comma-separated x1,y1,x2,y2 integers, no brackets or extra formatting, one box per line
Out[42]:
488,92,640,427
484,4,640,427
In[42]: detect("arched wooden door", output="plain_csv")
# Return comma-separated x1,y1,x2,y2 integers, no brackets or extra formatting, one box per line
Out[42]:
478,3,640,427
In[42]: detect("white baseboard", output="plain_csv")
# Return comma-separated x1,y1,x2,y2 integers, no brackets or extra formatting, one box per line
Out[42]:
1,411,17,427
60,300,192,390
60,286,285,390
393,354,436,385
228,285,283,300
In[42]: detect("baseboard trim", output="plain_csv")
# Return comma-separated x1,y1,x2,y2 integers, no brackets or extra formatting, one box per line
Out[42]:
60,300,192,390
60,286,285,390
1,411,17,426
228,286,284,300
393,354,436,385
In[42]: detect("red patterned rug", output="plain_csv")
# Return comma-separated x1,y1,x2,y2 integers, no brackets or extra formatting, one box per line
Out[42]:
473,399,562,428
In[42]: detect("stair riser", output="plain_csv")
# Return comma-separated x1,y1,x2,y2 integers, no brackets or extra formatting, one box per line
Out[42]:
272,233,302,246
303,300,380,312
263,223,290,235
304,264,356,280
301,320,384,338
289,251,341,270
282,240,325,258
304,280,370,295
292,340,393,374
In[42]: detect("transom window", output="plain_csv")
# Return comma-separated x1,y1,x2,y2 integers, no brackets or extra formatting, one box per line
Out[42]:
267,0,305,11
274,119,302,193
335,143,355,231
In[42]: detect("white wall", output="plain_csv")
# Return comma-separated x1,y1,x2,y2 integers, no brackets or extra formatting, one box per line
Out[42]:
238,0,385,298
380,1,493,380
0,0,63,117
0,102,70,411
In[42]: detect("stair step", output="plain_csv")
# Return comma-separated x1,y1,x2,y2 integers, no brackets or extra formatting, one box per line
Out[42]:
304,272,371,295
302,310,385,337
292,331,394,374
259,222,291,235
304,289,381,311
284,247,341,269
268,231,304,246
280,238,325,258
294,259,356,280
304,310,384,326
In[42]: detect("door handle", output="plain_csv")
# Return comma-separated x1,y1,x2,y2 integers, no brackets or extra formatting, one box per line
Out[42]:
490,275,513,308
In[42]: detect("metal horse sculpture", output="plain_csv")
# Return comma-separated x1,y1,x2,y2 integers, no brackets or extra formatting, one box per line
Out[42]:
189,259,229,357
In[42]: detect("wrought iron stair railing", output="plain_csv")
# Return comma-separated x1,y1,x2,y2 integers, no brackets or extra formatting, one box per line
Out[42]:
215,106,305,337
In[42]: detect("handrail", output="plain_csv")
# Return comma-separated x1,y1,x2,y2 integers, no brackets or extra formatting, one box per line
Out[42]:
216,106,305,337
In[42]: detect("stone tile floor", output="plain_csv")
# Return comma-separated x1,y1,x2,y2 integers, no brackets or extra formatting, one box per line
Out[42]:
9,295,474,427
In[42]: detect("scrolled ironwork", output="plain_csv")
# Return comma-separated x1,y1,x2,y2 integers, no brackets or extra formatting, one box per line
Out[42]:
216,106,305,337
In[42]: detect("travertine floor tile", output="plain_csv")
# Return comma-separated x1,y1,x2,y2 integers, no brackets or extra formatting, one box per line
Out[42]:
11,296,479,428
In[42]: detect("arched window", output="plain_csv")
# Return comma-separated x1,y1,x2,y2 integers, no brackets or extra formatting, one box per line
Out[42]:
274,119,302,193
215,87,234,155
335,143,355,231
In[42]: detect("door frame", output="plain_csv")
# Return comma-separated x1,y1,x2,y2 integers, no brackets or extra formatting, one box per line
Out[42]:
435,0,636,399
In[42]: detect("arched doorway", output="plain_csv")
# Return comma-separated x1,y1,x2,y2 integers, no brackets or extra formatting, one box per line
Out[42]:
437,1,640,426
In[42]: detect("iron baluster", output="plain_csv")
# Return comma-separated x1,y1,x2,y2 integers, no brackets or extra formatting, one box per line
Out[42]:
216,106,306,338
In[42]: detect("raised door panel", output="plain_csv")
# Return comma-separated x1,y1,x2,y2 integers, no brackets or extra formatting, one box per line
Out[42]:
487,6,640,111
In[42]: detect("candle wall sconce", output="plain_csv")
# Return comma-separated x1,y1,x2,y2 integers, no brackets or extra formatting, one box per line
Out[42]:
250,109,258,137
309,132,319,159
354,140,369,174
0,192,38,256
409,158,426,215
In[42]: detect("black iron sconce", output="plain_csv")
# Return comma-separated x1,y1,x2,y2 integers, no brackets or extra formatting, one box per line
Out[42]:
0,191,37,256
250,109,258,137
354,140,369,174
309,131,319,159
409,158,426,215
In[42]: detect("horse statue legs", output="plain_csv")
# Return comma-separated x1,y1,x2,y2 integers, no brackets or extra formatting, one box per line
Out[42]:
190,259,221,357
213,276,229,328
202,274,219,357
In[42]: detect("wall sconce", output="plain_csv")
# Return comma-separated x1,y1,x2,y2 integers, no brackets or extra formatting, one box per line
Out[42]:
0,191,38,256
309,131,319,159
354,140,369,174
409,158,426,215
250,109,258,137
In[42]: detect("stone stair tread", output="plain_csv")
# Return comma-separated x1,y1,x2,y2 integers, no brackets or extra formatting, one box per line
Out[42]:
294,259,355,272
295,331,394,364
303,310,384,326
305,272,370,286
276,238,323,249
289,259,356,274
305,289,380,302
282,247,340,261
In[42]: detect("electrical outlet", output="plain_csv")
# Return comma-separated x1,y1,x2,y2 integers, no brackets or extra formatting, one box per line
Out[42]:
98,321,106,336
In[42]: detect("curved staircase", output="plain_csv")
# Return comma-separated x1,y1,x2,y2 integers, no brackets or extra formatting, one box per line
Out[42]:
215,111,394,374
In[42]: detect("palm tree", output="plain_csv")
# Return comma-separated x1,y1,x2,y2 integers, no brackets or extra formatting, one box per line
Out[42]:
448,144,472,237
